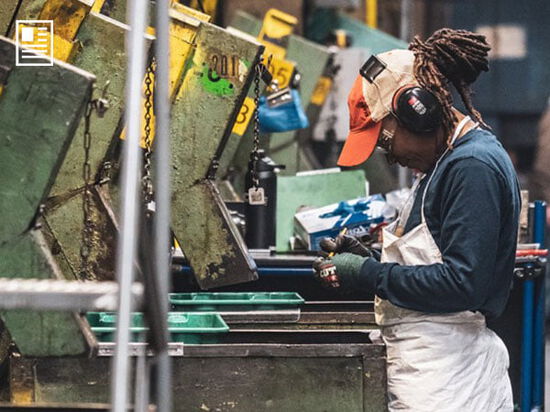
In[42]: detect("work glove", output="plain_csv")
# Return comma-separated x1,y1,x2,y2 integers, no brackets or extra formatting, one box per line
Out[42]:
313,253,370,290
319,234,373,258
313,257,341,288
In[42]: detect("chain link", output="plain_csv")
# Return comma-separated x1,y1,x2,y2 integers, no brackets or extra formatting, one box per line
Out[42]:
80,99,94,278
78,83,109,279
142,58,155,204
249,61,262,189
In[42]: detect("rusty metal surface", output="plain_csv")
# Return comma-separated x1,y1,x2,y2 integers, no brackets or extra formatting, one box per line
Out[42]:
45,187,117,281
5,0,47,37
43,13,149,282
9,341,387,411
170,21,263,289
0,36,96,355
0,0,19,36
0,37,93,245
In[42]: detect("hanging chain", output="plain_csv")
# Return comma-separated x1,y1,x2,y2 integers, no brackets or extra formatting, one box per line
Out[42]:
79,84,109,279
142,58,155,205
245,60,268,206
250,61,262,189
80,99,94,278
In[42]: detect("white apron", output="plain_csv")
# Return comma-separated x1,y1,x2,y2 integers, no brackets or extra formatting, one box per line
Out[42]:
375,117,513,411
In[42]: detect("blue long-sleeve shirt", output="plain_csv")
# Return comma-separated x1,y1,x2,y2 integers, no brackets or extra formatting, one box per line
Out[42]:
358,128,521,318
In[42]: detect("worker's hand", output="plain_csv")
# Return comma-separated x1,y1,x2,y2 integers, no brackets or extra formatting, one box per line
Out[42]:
319,234,373,258
313,257,340,288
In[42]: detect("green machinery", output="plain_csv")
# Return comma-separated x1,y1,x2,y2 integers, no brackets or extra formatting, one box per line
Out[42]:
0,0,264,353
9,341,386,411
218,10,333,192
0,2,387,410
0,36,96,357
4,0,264,290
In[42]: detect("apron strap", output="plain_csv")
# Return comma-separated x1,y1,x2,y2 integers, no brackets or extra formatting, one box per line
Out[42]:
396,176,423,230
420,116,475,224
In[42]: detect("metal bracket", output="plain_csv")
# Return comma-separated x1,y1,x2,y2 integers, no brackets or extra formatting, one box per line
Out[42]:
0,278,143,312
97,342,184,357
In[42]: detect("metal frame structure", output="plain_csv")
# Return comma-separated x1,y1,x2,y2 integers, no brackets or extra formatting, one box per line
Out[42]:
519,201,547,411
112,0,173,410
0,279,142,312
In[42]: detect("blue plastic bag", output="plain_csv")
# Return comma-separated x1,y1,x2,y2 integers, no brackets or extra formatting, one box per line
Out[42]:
258,88,309,133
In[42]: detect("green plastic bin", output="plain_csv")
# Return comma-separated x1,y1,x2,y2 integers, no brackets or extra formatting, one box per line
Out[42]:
169,292,305,312
86,312,229,343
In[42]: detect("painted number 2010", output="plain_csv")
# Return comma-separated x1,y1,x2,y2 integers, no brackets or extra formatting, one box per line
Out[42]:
211,55,240,78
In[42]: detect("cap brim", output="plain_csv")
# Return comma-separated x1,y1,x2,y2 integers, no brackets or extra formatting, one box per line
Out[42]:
337,121,382,167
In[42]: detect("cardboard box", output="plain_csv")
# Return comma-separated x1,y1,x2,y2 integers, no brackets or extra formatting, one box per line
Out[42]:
294,195,386,251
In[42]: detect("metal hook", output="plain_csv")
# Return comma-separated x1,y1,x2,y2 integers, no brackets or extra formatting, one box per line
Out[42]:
94,80,110,118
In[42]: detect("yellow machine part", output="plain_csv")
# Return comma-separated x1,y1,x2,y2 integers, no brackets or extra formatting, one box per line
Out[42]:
14,25,75,63
91,0,105,13
38,0,93,61
10,385,33,405
39,0,93,39
335,29,347,48
310,76,333,106
171,1,212,22
184,0,218,19
265,55,295,90
120,6,210,148
12,0,91,64
230,8,297,132
232,96,256,136
257,8,297,60
366,0,378,29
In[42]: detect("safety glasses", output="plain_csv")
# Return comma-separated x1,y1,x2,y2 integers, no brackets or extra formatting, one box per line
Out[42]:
377,121,397,164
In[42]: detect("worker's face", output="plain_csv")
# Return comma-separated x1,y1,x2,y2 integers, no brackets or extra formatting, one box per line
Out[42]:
379,115,440,173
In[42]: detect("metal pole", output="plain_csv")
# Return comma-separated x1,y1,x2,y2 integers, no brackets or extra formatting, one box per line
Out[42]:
400,0,411,42
111,0,149,410
134,343,151,412
154,0,173,410
398,0,412,189
532,201,546,409
365,0,377,29
521,276,535,412
521,203,537,412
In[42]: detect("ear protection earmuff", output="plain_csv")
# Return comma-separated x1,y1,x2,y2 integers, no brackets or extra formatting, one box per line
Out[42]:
360,55,443,134
391,85,443,134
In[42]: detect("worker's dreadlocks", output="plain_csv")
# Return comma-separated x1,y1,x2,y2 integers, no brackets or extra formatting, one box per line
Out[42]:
409,28,491,147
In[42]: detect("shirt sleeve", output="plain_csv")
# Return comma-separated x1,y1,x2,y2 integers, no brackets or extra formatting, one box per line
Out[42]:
354,157,504,313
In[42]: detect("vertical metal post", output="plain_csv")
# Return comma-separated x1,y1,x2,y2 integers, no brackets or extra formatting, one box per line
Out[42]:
365,0,377,29
532,200,546,409
397,0,411,189
400,0,411,43
111,0,149,410
134,346,151,412
154,0,172,411
521,276,535,412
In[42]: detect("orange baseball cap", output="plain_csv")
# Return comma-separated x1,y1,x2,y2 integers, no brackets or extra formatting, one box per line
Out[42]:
338,49,418,167
337,75,382,167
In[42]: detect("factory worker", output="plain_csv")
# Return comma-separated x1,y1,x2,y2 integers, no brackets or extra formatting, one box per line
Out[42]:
314,29,520,411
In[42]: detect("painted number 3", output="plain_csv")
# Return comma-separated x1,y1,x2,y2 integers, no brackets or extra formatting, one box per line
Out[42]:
236,101,250,124
232,97,256,136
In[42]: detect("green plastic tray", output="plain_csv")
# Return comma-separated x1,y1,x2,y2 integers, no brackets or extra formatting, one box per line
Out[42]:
86,312,229,343
169,292,305,311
